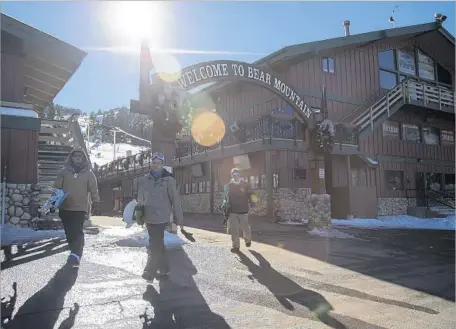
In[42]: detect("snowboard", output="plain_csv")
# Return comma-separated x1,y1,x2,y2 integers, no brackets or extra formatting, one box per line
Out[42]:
40,189,68,215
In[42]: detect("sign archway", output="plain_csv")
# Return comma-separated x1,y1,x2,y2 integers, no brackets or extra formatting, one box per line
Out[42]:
135,60,314,127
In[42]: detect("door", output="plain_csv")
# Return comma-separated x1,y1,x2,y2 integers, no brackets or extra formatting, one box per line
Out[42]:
415,172,426,206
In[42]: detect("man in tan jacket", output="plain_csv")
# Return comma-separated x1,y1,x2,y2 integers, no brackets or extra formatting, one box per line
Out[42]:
54,147,99,266
137,152,184,281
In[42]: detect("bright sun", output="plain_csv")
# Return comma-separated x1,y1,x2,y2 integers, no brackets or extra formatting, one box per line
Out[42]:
103,1,166,45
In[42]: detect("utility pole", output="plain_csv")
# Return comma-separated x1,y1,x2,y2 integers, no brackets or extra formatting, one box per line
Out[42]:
113,129,117,161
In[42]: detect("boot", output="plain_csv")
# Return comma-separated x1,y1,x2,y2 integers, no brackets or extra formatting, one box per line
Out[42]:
142,252,155,282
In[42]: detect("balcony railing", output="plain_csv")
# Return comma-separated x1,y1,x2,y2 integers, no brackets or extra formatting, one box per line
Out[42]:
350,78,454,135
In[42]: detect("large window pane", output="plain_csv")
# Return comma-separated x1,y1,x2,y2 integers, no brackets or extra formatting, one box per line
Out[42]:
426,173,442,191
397,48,416,75
418,50,435,81
423,127,439,145
378,50,395,70
385,170,404,190
380,70,397,89
441,130,455,146
437,64,452,85
403,123,421,142
444,174,455,191
382,121,400,139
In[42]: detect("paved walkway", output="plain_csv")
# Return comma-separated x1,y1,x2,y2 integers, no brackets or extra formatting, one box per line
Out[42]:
1,215,454,328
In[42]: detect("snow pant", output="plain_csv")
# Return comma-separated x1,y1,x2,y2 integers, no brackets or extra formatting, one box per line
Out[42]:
145,223,169,274
59,210,86,258
228,213,252,248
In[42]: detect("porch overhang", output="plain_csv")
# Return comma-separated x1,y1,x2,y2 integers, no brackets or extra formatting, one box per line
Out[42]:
1,14,87,111
352,154,379,168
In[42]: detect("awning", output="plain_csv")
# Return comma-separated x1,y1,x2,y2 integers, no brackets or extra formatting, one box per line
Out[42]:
1,14,87,110
352,154,379,167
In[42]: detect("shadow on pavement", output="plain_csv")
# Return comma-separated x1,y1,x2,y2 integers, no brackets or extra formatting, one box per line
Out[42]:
185,215,455,302
1,282,17,326
140,248,231,329
1,238,69,270
4,264,79,329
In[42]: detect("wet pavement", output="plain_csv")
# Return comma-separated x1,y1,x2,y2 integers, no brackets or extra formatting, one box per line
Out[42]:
1,215,455,329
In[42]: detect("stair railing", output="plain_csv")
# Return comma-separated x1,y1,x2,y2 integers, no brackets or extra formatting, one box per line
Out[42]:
340,88,388,124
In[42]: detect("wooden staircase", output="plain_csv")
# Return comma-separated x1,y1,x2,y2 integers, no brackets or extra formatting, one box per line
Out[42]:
341,79,455,140
37,115,90,227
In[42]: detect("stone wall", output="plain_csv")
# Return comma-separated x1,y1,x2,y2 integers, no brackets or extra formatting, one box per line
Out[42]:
304,194,331,229
183,187,328,224
377,198,416,216
1,183,41,228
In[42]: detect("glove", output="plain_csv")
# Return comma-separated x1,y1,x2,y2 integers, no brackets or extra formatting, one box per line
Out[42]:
91,202,100,216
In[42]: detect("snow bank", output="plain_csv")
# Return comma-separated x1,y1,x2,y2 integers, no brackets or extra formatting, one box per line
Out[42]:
332,215,455,231
1,224,65,246
99,225,186,249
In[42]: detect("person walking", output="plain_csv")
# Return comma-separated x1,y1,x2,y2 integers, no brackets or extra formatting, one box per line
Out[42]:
53,147,99,266
137,152,184,281
222,168,256,253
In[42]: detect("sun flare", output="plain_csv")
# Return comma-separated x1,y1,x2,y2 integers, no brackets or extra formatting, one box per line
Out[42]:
103,1,166,45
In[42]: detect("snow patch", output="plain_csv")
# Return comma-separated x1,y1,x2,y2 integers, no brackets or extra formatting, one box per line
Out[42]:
1,224,65,246
88,142,148,167
308,228,355,239
332,215,455,231
99,225,186,249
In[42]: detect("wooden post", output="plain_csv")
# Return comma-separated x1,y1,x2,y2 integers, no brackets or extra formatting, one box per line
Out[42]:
209,160,214,214
265,150,274,218
346,155,352,218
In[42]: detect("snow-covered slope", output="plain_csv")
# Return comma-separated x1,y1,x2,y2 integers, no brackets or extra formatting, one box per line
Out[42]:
88,142,148,167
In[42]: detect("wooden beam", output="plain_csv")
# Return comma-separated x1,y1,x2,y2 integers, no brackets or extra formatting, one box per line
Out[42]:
265,150,273,218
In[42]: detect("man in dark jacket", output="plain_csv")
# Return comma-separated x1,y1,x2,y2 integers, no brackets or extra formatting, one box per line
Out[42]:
137,152,184,281
222,168,257,253
53,147,99,266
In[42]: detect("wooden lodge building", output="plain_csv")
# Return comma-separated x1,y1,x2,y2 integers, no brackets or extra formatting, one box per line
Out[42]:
1,14,87,229
95,20,455,220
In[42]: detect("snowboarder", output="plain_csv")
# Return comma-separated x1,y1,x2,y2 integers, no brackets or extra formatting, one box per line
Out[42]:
53,147,99,266
222,168,257,253
137,152,184,281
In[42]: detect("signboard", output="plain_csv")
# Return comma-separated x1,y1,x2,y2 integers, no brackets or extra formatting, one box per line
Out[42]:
441,130,454,146
397,49,416,76
382,121,400,139
173,61,312,123
418,51,435,81
318,168,325,179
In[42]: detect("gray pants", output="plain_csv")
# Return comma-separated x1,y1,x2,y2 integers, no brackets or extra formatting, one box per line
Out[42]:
228,213,252,248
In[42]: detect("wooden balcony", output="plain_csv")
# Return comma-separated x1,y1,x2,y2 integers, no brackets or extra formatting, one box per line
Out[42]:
343,79,454,140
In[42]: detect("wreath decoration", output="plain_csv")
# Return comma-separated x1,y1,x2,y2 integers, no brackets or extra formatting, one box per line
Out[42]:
312,119,335,154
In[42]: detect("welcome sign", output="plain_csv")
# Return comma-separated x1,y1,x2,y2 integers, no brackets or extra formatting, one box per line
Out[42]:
170,60,313,123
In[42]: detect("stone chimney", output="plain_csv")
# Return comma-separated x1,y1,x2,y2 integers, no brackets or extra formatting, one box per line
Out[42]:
343,20,351,36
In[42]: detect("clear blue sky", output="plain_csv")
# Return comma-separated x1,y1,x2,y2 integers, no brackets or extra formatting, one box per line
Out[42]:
2,1,455,113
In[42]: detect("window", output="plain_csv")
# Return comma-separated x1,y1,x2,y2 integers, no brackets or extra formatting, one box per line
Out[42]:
382,121,400,139
417,50,435,81
397,48,416,76
444,174,455,191
379,70,397,89
426,173,442,191
437,64,452,85
185,184,189,194
206,181,211,193
378,50,395,70
249,176,259,189
198,181,205,193
385,170,404,190
440,130,454,146
273,173,279,188
402,123,421,143
191,182,196,194
322,57,335,74
260,174,266,189
423,127,440,145
294,168,307,180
